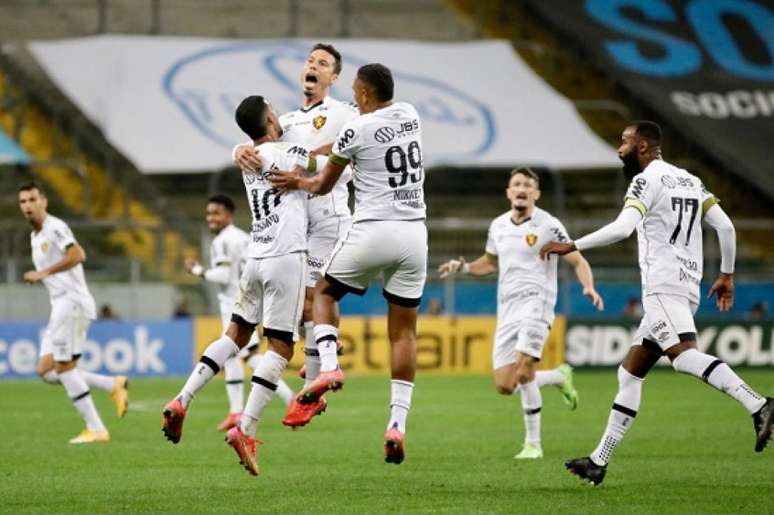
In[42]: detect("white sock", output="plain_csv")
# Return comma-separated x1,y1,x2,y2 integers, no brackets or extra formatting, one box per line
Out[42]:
246,353,262,371
42,370,60,384
79,370,116,392
223,357,245,413
388,380,414,433
519,379,542,446
241,350,288,437
59,369,107,432
304,321,321,387
275,379,294,406
536,369,564,388
314,324,339,372
590,366,642,466
672,349,766,413
178,336,239,409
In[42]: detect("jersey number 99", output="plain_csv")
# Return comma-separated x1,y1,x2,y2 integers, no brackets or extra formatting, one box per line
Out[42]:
385,141,423,188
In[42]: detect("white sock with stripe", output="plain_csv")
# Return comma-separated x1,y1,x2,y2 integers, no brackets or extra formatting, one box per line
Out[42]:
590,366,642,466
519,379,542,446
241,351,288,437
387,380,414,433
59,369,106,432
223,357,245,413
314,324,340,372
178,336,239,409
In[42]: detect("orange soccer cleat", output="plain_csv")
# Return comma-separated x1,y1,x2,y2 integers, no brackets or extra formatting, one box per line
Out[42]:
282,396,327,428
297,368,345,405
161,399,187,444
384,424,405,465
216,412,241,432
225,426,262,476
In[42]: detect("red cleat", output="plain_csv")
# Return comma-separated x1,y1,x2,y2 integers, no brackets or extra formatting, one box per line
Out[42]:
225,426,262,476
216,412,241,432
384,424,405,465
298,366,306,379
282,396,327,428
297,368,344,404
161,399,187,444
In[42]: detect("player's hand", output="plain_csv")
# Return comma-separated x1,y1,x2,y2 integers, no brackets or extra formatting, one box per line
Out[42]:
708,272,734,312
270,169,302,191
23,270,47,283
438,256,466,279
583,287,605,311
235,144,262,172
539,241,576,260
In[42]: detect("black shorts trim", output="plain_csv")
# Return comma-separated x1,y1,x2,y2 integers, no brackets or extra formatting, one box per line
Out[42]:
641,338,665,356
325,273,366,297
524,406,542,416
678,332,696,342
71,390,90,402
702,359,724,383
382,289,421,308
231,313,257,330
612,403,637,418
251,376,278,391
304,348,320,356
199,355,220,375
263,327,294,344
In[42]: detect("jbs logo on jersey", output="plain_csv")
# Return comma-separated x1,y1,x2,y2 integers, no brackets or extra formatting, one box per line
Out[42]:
312,115,326,130
40,242,49,253
374,126,395,143
396,119,419,136
337,129,355,151
525,234,538,247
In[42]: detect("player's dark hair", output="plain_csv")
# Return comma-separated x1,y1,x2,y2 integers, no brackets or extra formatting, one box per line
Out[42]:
311,43,342,75
629,120,662,146
207,194,235,213
235,95,269,140
357,63,394,102
17,181,46,196
510,167,540,186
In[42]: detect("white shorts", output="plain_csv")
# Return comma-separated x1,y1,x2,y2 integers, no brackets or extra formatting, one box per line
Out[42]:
231,253,306,343
325,220,427,306
493,319,550,369
39,300,92,362
633,293,698,352
307,216,351,288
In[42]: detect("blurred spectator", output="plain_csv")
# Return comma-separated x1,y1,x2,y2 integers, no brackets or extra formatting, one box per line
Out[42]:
748,301,768,321
426,297,444,316
99,303,120,320
173,299,192,318
623,297,643,319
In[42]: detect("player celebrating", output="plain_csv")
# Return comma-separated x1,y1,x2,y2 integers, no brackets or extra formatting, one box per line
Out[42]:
439,167,603,459
184,194,293,432
234,44,357,427
163,96,315,476
272,63,427,465
19,182,128,444
541,121,774,485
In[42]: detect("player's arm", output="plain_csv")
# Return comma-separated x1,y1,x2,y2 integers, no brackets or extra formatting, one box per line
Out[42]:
539,207,642,259
186,258,231,284
232,141,262,172
439,253,497,278
23,243,85,283
271,155,345,195
311,143,333,156
561,251,604,311
704,203,736,311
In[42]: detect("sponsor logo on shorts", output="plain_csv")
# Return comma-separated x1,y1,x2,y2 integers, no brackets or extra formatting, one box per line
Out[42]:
307,257,325,269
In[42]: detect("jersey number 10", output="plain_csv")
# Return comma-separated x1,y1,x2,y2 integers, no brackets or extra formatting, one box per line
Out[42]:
251,188,282,220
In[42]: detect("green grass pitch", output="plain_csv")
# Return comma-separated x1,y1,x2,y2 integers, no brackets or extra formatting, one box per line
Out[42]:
1,369,772,513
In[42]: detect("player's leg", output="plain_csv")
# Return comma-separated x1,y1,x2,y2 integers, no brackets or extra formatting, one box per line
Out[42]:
218,308,245,431
513,353,544,459
300,287,320,385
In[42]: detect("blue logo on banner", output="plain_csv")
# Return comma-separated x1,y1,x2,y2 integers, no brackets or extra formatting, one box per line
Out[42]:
162,40,495,161
0,320,193,379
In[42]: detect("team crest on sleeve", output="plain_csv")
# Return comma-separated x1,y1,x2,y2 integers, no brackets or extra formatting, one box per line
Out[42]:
312,115,327,130
41,242,49,253
525,234,538,247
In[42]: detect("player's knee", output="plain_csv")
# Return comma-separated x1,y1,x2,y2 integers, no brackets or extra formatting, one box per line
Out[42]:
495,382,514,395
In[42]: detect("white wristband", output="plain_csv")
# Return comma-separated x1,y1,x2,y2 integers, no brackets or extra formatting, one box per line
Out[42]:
191,264,204,277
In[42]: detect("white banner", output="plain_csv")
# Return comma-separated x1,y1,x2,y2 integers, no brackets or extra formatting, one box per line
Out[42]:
29,35,619,174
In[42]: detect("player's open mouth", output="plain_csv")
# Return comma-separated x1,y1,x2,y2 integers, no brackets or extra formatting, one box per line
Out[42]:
305,74,318,84
516,194,527,200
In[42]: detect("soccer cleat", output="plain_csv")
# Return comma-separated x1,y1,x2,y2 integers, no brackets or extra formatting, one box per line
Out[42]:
69,428,110,444
565,457,607,486
111,375,129,418
216,412,241,432
161,399,187,444
298,341,344,379
282,396,327,428
297,367,344,404
225,426,262,476
753,397,774,452
384,424,405,465
557,364,578,411
514,442,543,459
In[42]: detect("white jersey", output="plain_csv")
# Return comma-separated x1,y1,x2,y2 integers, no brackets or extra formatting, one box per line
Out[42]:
279,96,358,227
331,102,426,223
486,208,570,325
242,142,310,259
209,224,249,306
31,215,96,319
623,159,716,304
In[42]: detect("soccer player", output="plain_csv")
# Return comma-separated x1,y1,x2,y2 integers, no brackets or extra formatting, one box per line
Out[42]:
163,96,314,477
234,43,357,426
19,182,128,444
541,121,774,485
438,167,604,459
184,194,293,432
272,63,427,465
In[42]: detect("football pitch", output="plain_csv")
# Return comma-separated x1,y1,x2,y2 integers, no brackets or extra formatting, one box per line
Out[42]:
1,370,772,513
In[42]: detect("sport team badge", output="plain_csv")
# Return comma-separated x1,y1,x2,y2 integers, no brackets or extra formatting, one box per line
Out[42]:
525,234,538,247
312,115,327,130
